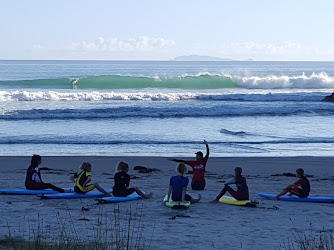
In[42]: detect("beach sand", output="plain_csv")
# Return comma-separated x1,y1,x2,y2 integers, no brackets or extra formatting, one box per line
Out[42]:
1,156,334,249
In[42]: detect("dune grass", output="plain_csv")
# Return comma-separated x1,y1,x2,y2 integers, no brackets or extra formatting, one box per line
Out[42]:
0,205,151,250
278,220,334,250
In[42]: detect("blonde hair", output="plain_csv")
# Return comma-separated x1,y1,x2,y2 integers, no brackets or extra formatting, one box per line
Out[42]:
176,163,188,174
116,161,129,173
80,162,91,171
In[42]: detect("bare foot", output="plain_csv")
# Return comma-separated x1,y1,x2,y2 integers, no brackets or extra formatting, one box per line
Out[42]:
191,194,201,203
145,192,153,199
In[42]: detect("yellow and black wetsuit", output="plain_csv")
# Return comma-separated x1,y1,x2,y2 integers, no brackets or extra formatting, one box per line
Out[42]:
74,170,95,193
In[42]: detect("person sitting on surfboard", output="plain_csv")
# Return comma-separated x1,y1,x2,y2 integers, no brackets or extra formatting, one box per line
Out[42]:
273,168,310,200
70,162,111,197
25,154,67,193
166,163,201,203
212,167,249,202
112,161,152,199
168,140,209,190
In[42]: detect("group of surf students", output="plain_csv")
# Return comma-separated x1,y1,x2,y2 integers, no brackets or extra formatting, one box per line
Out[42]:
25,154,152,199
25,140,310,202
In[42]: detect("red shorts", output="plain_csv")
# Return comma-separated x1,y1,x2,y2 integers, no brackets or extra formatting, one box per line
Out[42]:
289,186,302,197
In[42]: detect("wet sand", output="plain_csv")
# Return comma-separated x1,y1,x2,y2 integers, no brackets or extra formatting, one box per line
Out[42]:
1,156,334,249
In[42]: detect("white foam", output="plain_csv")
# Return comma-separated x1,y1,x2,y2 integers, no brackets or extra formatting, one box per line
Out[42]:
0,89,330,102
233,72,334,89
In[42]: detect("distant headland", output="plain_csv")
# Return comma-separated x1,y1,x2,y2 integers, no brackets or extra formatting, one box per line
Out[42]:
172,54,253,62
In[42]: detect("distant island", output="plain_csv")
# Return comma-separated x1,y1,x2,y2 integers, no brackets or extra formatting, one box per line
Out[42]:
172,54,253,62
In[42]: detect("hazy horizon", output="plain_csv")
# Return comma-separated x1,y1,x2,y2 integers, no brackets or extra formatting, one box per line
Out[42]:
1,0,334,61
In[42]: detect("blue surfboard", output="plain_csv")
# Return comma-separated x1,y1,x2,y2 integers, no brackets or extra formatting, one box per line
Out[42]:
99,191,143,203
0,188,72,195
258,193,334,203
39,189,112,199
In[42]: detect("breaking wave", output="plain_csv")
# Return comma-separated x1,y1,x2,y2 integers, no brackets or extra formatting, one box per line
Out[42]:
1,72,334,90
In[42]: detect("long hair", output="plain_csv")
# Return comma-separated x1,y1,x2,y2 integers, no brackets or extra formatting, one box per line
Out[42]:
31,154,41,166
234,167,243,180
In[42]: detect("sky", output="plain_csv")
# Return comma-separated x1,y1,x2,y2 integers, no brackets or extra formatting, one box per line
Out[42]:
1,0,334,61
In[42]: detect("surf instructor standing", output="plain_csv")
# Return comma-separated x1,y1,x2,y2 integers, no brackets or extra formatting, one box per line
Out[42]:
168,140,209,190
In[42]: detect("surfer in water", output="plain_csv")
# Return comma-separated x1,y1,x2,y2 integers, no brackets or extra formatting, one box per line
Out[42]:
211,167,249,202
168,140,209,190
273,168,310,200
71,78,78,85
71,78,78,89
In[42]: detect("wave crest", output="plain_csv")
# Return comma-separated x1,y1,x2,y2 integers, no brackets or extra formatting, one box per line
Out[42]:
235,72,334,89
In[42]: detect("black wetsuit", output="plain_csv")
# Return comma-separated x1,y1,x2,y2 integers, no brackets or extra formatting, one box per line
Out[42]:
112,171,135,197
216,176,249,201
299,176,310,197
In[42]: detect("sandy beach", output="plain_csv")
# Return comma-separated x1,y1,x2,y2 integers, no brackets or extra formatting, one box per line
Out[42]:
1,156,334,249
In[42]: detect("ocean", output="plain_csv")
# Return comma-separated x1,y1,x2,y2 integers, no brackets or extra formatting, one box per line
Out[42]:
1,60,334,157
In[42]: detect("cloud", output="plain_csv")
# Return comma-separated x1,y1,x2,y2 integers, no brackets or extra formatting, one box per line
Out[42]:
67,36,176,52
32,44,44,49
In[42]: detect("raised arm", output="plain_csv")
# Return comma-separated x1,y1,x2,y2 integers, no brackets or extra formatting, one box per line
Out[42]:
204,140,209,158
168,158,185,163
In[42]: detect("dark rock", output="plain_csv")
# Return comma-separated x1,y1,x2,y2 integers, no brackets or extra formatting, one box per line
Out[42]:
139,168,154,173
101,172,113,176
271,173,295,177
322,92,334,102
39,167,53,170
134,166,160,173
131,176,141,179
271,173,313,177
139,168,160,173
133,166,148,171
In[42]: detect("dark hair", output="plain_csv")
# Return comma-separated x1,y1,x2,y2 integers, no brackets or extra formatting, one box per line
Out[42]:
234,167,243,179
31,154,41,166
296,168,304,176
195,151,203,157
